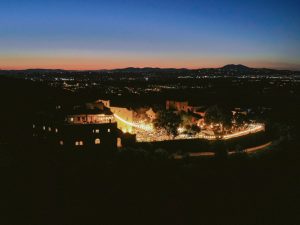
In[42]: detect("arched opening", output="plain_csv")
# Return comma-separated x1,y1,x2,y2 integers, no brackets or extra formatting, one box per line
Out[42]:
117,138,122,148
95,138,101,145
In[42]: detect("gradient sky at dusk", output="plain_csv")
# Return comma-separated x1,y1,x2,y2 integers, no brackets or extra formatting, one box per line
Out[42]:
1,0,300,70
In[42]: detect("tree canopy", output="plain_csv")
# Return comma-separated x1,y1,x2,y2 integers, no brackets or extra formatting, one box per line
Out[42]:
204,105,233,130
153,110,182,137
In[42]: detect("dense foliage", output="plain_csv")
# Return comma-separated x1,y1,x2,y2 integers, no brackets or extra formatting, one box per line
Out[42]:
153,110,182,137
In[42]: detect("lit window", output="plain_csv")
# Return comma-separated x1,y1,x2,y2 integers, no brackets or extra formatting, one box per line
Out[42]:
95,129,99,133
43,126,46,130
95,138,101,145
59,141,64,146
75,141,84,146
33,124,35,128
117,138,122,148
55,128,58,133
48,127,52,132
108,129,111,133
70,117,74,122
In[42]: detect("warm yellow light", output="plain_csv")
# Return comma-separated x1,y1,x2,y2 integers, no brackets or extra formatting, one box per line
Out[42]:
114,114,153,131
95,138,101,144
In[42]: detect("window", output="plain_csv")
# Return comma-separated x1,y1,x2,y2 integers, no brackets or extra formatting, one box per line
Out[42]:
70,117,74,122
75,141,84,146
95,129,100,133
55,128,58,133
117,138,122,148
33,124,35,128
59,141,64,146
48,127,52,132
95,138,101,145
108,128,111,133
43,126,46,130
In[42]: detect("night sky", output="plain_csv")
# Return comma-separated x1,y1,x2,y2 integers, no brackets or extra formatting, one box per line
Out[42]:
1,0,300,70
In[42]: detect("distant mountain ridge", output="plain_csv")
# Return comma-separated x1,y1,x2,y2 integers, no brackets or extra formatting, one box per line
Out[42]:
0,64,299,76
221,64,252,71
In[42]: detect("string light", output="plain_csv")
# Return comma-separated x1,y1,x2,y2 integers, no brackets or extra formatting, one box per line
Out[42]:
113,114,154,132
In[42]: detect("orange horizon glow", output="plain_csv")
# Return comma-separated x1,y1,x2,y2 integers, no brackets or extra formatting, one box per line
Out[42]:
1,1,299,72
1,54,299,71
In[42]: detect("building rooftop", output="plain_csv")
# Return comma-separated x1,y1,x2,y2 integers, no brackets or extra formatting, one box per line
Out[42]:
69,105,113,116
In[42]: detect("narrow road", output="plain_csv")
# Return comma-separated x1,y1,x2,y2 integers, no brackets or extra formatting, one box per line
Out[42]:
243,141,272,154
173,141,272,159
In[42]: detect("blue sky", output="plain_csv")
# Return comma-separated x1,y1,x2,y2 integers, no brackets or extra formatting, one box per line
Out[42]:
0,0,300,69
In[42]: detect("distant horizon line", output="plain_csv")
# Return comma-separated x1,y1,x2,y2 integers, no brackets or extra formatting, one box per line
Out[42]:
1,64,299,72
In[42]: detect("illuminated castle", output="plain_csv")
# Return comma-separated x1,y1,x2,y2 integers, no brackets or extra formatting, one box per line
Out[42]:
98,99,156,134
32,101,136,149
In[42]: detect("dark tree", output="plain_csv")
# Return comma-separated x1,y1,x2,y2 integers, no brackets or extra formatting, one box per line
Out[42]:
184,124,201,135
154,110,182,137
234,112,249,126
204,105,233,132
